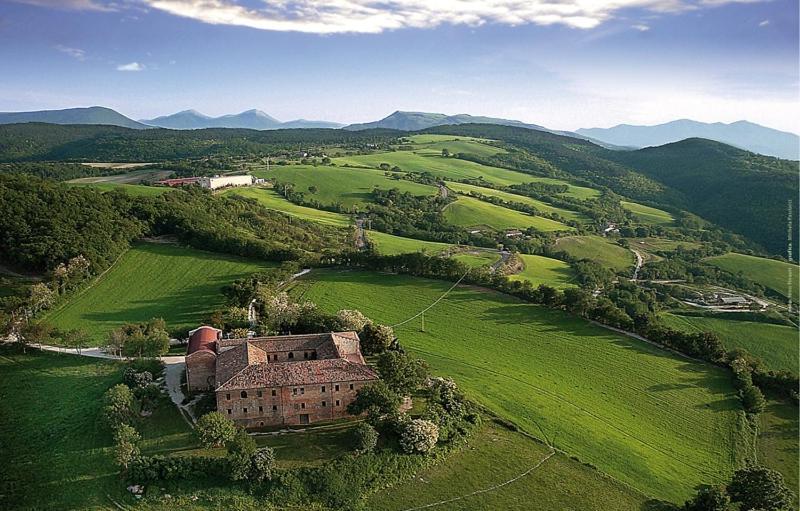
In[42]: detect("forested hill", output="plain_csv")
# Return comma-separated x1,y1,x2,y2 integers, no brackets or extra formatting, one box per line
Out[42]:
608,138,799,256
0,123,401,162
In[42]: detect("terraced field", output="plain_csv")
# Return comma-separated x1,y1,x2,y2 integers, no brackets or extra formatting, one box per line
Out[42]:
291,269,748,501
661,313,798,374
447,181,586,222
252,165,438,209
46,243,274,342
444,196,574,232
221,187,352,226
367,230,454,255
554,235,635,272
621,201,675,225
705,252,799,299
508,254,575,289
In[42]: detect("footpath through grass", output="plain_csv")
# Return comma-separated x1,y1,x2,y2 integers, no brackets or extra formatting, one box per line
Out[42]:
291,269,748,502
705,252,799,300
46,242,275,342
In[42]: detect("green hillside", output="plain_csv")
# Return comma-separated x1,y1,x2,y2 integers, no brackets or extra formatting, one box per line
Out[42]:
447,181,586,222
662,313,798,374
292,270,747,501
444,196,574,232
367,230,454,255
46,243,274,341
221,187,352,226
554,235,635,272
66,182,171,196
705,252,799,299
404,134,506,158
621,200,675,225
508,254,575,289
452,250,501,268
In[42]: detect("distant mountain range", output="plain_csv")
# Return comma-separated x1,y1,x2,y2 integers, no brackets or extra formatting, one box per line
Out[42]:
577,119,799,160
343,110,553,132
139,109,344,130
0,106,150,130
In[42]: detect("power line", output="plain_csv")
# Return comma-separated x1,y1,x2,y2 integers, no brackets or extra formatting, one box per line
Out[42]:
390,268,470,328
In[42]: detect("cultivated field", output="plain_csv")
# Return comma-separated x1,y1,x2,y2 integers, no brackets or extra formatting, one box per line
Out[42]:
508,254,575,289
661,313,799,374
366,422,649,510
705,252,799,299
251,165,438,209
446,181,587,222
291,269,748,501
222,187,352,227
621,201,675,225
444,196,573,232
553,235,635,272
367,230,454,255
46,243,274,341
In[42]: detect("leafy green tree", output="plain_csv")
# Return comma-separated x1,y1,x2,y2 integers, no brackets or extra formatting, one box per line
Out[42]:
195,411,237,448
441,148,450,157
65,328,90,354
740,385,766,414
113,423,141,470
227,428,257,481
353,422,378,453
250,447,276,482
682,485,732,511
727,466,795,511
103,384,135,429
376,351,429,395
347,381,401,417
359,322,395,355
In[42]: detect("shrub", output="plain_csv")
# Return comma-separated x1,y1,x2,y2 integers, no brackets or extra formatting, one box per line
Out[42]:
353,423,378,453
250,447,276,482
682,485,731,511
347,381,401,419
359,322,395,355
123,367,153,388
740,385,766,414
727,466,795,511
336,309,369,332
103,384,135,430
399,419,439,454
127,455,226,483
134,384,162,413
113,424,141,470
195,411,237,448
227,428,257,481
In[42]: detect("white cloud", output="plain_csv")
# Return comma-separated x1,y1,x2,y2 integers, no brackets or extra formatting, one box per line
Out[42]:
116,61,145,71
55,45,86,60
139,0,769,34
758,19,770,27
632,23,651,31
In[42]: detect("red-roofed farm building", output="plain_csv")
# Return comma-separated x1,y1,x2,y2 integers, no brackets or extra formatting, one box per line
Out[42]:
185,326,378,428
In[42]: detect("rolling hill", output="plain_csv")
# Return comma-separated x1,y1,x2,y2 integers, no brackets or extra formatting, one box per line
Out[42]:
578,119,799,160
0,106,149,129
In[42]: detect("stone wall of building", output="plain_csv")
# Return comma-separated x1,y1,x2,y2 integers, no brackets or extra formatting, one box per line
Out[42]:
186,351,216,391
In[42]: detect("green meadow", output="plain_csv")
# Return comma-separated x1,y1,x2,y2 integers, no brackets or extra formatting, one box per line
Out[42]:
705,252,799,299
447,181,587,222
508,254,575,289
222,186,352,226
444,196,573,232
404,134,507,158
452,250,502,268
292,269,748,501
758,400,799,507
554,235,635,272
661,313,798,374
46,243,274,342
621,201,675,225
252,164,438,209
367,230,454,255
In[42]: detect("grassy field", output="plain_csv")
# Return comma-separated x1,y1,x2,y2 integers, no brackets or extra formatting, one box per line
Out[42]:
251,165,438,209
661,313,798,374
758,400,799,508
291,269,748,501
554,235,635,272
447,181,586,222
628,237,702,263
366,422,649,510
621,201,675,226
69,168,173,184
221,187,352,227
444,196,573,232
404,134,506,158
452,250,501,268
508,254,575,289
333,151,600,199
705,253,799,300
67,182,173,196
46,243,274,342
367,230,454,255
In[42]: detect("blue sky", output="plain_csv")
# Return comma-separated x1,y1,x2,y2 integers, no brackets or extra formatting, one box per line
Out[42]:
0,0,797,132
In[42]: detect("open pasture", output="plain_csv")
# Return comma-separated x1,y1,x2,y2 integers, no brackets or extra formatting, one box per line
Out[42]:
46,242,274,342
451,250,501,268
252,164,437,209
404,134,506,158
292,269,747,501
367,230,454,255
661,313,798,374
621,201,675,226
447,181,587,222
508,254,575,289
222,186,352,227
705,252,799,300
554,235,635,272
444,196,574,232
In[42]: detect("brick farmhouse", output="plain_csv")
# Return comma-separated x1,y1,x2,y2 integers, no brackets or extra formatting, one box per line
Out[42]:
185,326,379,428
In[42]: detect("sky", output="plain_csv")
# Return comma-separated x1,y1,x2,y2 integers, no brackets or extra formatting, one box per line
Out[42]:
0,0,797,133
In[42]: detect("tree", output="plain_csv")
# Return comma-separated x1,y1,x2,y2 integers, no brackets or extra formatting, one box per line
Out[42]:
28,283,55,315
347,381,401,417
19,321,55,351
376,351,429,396
740,385,766,414
336,309,369,332
400,419,439,454
308,185,318,194
103,384,135,429
359,322,395,355
262,292,301,334
562,287,593,317
353,422,378,453
65,328,90,354
113,423,141,470
227,428,257,481
441,148,450,157
195,411,237,448
682,485,732,511
106,328,127,358
727,466,795,511
250,447,276,482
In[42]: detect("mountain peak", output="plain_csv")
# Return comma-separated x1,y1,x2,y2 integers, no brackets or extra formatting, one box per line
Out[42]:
0,106,149,129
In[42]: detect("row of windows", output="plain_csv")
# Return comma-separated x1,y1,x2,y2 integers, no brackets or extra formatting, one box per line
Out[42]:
226,383,357,401
226,400,342,415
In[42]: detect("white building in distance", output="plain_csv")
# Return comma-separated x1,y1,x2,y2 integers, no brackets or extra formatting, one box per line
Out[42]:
199,175,255,190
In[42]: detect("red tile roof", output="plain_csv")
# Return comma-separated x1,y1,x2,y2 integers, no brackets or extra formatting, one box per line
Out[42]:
217,358,378,391
187,326,221,355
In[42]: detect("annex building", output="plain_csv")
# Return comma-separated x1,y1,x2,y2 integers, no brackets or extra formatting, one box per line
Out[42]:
185,326,378,428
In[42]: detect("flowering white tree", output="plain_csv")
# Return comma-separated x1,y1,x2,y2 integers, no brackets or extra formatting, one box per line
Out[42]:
400,419,439,454
336,309,369,332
